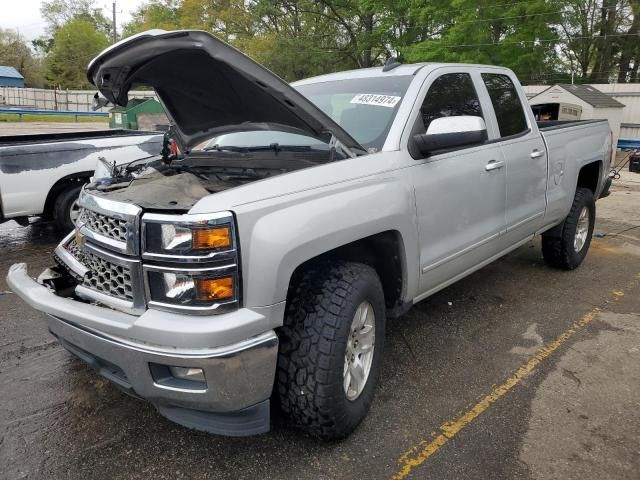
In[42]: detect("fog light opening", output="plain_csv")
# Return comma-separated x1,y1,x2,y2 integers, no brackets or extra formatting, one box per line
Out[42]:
149,363,207,391
169,366,206,383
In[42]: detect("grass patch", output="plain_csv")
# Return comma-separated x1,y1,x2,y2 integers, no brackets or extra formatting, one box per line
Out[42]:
0,114,108,123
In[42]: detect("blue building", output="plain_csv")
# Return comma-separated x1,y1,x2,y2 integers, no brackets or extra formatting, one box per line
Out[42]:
0,66,25,87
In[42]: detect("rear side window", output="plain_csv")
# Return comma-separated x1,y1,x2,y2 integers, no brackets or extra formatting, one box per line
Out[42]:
420,73,483,132
481,73,528,137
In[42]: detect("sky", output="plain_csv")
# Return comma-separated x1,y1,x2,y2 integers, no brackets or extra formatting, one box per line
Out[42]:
1,0,148,40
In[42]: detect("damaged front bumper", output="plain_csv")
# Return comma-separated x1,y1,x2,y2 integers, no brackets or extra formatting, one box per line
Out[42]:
7,263,279,436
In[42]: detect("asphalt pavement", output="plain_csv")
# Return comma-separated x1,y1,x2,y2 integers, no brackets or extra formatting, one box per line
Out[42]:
1,168,639,480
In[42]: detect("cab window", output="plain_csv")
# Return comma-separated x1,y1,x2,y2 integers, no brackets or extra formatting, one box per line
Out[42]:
481,73,528,137
419,73,483,132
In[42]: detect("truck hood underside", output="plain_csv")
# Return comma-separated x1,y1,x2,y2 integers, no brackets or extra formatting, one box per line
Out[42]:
87,30,364,154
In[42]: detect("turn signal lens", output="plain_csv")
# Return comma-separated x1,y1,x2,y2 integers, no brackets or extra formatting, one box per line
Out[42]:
195,277,234,301
192,226,231,250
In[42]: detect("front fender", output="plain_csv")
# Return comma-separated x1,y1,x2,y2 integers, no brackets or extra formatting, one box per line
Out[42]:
233,175,419,309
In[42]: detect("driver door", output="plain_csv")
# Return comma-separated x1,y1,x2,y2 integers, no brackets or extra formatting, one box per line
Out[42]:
410,70,507,296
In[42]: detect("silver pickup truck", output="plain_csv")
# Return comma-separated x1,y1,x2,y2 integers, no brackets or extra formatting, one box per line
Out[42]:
7,30,612,439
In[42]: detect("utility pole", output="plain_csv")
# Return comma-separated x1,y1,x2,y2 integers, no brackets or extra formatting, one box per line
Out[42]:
112,2,117,44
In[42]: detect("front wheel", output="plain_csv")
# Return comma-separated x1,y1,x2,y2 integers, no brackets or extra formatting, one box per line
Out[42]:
542,187,595,270
53,185,83,232
277,262,386,440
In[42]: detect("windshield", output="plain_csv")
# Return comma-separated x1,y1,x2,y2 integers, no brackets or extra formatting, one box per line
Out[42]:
192,75,413,154
200,131,326,151
295,76,412,151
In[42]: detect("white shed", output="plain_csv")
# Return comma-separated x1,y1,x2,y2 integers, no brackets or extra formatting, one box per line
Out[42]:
529,84,625,148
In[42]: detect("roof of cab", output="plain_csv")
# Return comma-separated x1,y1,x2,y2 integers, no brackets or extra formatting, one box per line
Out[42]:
292,62,513,86
292,63,429,86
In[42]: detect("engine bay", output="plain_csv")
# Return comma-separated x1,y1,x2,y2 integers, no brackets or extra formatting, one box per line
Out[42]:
85,147,339,211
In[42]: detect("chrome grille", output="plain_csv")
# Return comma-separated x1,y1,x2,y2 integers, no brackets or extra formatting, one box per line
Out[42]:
65,239,134,302
65,237,83,259
78,208,128,243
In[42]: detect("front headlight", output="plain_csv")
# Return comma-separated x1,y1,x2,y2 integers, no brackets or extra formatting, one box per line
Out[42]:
142,212,235,260
141,212,239,314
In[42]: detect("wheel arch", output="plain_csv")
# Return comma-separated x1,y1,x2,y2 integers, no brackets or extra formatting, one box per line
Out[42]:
576,160,602,197
42,171,92,219
287,230,409,317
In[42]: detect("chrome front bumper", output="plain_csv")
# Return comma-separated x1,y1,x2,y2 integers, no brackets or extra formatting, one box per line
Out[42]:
7,263,280,436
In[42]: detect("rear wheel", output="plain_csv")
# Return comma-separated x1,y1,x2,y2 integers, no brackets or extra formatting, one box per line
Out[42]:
277,261,386,440
53,185,83,232
542,187,595,270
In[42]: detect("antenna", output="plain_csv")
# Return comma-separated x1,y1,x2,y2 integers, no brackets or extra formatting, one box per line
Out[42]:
382,57,401,72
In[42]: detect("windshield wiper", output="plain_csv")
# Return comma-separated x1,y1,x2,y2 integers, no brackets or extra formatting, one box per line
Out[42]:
202,144,248,152
203,143,317,153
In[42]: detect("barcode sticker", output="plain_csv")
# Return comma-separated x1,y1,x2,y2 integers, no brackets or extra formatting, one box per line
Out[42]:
350,94,401,108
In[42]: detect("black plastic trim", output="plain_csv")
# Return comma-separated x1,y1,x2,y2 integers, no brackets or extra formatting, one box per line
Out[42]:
485,128,531,144
537,119,608,132
156,400,271,436
0,129,156,147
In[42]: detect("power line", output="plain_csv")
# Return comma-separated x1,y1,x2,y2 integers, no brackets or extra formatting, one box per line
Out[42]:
398,32,640,50
53,30,640,67
376,0,623,19
399,10,563,29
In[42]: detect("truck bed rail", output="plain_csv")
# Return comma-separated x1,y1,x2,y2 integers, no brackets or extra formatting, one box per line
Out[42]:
536,119,608,131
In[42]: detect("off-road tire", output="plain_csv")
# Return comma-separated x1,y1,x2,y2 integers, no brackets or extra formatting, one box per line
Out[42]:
542,187,595,270
277,261,386,440
53,185,82,232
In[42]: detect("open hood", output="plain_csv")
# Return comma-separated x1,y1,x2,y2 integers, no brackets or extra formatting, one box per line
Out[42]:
87,30,364,154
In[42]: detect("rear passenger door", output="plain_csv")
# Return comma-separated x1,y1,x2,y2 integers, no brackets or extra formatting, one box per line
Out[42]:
410,70,507,296
480,72,547,237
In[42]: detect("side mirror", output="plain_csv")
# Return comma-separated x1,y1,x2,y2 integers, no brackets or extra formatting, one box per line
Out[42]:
412,116,487,157
92,92,110,111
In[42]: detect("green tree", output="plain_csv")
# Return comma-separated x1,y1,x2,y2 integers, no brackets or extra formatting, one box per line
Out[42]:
123,0,183,36
556,0,636,83
122,0,639,84
399,0,562,84
45,19,110,89
0,28,46,87
244,1,358,80
617,0,640,81
40,0,112,35
123,0,396,80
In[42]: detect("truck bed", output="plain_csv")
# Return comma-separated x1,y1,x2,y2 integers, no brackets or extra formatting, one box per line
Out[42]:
538,118,611,225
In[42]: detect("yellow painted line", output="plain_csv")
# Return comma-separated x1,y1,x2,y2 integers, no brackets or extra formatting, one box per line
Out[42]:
391,287,631,480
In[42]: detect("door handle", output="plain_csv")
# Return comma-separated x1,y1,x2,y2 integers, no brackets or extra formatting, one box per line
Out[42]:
530,149,544,159
485,160,505,171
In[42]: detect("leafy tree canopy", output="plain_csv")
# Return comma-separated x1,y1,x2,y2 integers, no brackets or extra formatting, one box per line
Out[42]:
121,0,639,84
45,18,110,89
11,0,640,89
41,0,112,35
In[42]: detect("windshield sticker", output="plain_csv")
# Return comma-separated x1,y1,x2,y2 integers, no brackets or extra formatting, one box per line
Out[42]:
350,94,401,108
